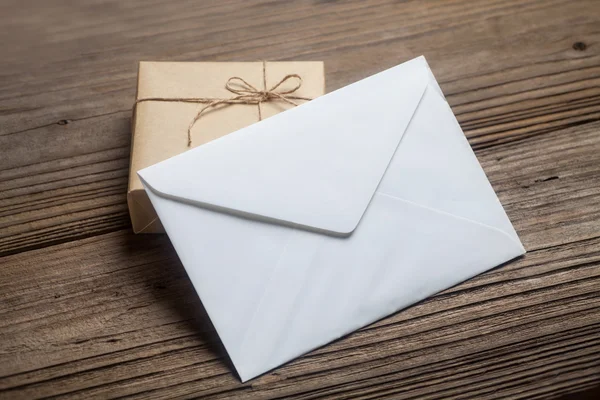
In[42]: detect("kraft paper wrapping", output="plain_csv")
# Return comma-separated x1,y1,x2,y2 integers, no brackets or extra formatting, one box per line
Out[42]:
128,61,325,233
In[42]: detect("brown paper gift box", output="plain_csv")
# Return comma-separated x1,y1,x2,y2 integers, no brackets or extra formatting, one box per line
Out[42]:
128,61,326,233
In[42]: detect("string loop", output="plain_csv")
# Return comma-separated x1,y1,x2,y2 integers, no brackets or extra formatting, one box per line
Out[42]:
135,61,311,147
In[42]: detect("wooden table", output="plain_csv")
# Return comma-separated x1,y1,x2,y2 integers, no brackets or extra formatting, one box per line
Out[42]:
1,1,600,399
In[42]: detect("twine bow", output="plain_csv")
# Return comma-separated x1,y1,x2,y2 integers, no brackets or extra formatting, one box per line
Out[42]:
135,61,312,147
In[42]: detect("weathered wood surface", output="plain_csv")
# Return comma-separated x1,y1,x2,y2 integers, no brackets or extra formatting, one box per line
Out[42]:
1,0,599,398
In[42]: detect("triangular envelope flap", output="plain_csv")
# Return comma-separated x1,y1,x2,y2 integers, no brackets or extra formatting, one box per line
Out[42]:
138,57,431,236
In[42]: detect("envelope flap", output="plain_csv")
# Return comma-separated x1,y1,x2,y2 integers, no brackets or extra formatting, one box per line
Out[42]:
139,57,431,236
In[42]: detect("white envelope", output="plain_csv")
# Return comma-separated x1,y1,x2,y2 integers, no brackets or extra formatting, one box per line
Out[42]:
138,56,525,382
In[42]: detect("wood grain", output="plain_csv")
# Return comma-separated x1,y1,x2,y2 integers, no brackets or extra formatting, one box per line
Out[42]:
1,0,599,398
2,122,600,399
1,0,600,255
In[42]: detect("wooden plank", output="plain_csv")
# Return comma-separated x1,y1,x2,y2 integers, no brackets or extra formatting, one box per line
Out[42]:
1,0,600,256
1,123,599,399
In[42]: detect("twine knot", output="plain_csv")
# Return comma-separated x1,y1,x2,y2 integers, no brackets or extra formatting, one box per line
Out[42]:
134,61,312,147
184,69,310,147
225,74,304,105
187,64,312,146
